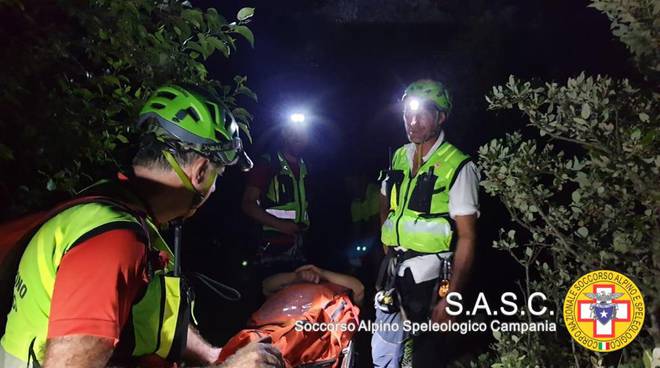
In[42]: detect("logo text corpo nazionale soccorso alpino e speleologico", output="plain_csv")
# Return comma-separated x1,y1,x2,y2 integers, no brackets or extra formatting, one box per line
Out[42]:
563,270,645,352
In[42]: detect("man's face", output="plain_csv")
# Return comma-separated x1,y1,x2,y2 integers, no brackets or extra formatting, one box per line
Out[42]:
403,98,442,144
283,126,309,156
184,161,224,218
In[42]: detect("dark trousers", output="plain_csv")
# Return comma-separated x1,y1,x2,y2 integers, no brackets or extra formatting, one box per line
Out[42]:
412,332,453,368
396,268,454,367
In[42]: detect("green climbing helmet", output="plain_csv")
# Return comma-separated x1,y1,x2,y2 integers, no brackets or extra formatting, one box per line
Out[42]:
402,79,452,115
138,84,252,170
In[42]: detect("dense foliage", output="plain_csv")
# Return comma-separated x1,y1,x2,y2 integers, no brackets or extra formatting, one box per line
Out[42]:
0,0,257,215
477,0,659,366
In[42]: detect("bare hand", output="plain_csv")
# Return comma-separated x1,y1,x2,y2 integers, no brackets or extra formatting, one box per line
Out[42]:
219,336,283,368
294,264,324,284
431,298,453,324
276,220,302,235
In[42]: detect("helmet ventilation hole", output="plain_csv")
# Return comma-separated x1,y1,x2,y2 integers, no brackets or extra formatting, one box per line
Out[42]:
174,108,200,122
206,103,217,123
156,91,177,100
187,107,200,122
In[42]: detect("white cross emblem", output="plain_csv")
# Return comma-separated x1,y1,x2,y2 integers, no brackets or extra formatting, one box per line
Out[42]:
578,284,630,337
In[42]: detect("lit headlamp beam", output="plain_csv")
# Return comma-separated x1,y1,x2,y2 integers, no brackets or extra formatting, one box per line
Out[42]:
290,113,305,123
408,98,420,111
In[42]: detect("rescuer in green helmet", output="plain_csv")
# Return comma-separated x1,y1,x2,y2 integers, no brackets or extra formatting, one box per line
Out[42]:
373,79,480,368
0,84,283,368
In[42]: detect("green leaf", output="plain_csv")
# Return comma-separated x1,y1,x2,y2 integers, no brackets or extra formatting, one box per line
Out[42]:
577,227,589,237
236,86,257,101
232,107,253,122
182,9,204,28
571,190,581,202
47,179,56,191
237,122,252,143
197,34,211,59
237,7,255,21
208,37,229,57
631,129,641,140
233,25,254,47
580,103,591,119
613,241,628,253
205,8,224,31
187,41,206,58
193,62,208,78
638,112,649,122
116,134,129,144
101,75,120,87
642,130,656,145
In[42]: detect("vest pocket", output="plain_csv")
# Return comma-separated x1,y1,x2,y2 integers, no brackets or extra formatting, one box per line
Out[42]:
277,175,295,204
407,170,437,213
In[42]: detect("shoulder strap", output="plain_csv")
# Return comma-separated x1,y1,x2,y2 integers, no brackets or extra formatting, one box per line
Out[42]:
8,195,152,267
0,196,152,336
52,195,151,243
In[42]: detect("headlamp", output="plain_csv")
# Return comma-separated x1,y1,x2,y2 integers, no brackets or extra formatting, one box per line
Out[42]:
290,113,305,123
408,98,421,111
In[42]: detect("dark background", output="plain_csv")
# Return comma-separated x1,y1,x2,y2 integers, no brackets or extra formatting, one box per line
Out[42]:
176,0,636,364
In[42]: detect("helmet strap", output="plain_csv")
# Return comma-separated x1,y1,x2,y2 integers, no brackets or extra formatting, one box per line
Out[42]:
162,150,206,209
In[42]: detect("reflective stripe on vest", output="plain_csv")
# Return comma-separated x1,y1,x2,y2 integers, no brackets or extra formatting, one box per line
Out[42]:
380,142,469,253
0,199,184,365
266,208,297,220
263,152,309,231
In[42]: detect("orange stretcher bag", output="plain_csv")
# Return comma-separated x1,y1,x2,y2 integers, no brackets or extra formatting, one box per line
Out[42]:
217,283,360,368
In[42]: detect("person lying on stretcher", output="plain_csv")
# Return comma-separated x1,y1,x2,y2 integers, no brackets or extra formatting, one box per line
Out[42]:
216,265,364,368
262,264,365,306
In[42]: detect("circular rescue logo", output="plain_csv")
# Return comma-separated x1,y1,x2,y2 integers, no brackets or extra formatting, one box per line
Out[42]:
563,270,645,352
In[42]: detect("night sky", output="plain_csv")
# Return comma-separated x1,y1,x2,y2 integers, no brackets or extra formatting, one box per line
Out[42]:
177,0,636,362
